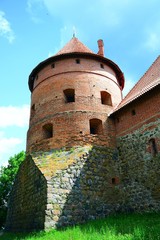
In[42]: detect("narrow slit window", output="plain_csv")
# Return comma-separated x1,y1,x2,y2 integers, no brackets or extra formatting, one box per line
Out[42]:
43,123,53,139
149,138,158,156
31,104,35,111
100,91,112,106
111,177,119,185
132,109,136,115
51,63,55,68
63,89,75,103
89,118,103,135
100,63,104,69
112,178,116,184
31,104,35,118
76,59,80,64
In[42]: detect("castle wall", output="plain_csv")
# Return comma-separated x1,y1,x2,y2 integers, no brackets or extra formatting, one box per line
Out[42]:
114,86,160,139
6,140,160,231
44,146,122,229
116,120,160,212
110,86,160,212
5,156,47,232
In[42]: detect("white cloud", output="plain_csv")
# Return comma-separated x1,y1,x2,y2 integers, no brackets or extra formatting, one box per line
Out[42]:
0,11,15,43
0,131,22,166
0,132,22,154
0,105,30,128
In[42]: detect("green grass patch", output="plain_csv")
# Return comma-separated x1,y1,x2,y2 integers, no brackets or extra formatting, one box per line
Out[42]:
1,212,160,240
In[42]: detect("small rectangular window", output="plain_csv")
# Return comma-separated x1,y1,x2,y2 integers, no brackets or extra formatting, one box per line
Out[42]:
43,123,53,139
89,118,103,135
131,109,136,115
64,89,75,103
76,59,80,64
100,63,104,69
149,139,158,156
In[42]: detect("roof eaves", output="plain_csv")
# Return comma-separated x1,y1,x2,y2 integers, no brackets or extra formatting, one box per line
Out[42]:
110,79,160,115
28,52,124,92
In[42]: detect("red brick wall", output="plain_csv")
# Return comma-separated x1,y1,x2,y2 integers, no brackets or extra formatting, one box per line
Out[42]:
113,86,160,150
27,57,122,152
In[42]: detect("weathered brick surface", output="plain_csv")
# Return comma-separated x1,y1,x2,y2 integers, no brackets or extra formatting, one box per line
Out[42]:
113,86,160,138
27,57,122,152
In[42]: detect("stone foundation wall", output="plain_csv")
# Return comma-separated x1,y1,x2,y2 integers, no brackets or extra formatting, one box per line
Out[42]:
44,146,122,229
5,156,47,232
116,119,160,212
6,138,160,232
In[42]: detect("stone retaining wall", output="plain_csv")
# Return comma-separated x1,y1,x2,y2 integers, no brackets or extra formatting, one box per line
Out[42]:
5,156,47,232
6,135,160,231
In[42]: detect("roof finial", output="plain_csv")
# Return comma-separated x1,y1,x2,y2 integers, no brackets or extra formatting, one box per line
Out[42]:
73,26,76,38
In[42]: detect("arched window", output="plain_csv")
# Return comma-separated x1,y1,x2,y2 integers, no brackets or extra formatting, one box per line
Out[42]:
89,118,103,135
100,91,112,106
43,123,53,139
149,138,158,156
63,89,75,103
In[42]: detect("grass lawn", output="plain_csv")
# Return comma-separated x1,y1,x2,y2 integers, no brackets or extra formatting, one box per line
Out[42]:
1,212,160,240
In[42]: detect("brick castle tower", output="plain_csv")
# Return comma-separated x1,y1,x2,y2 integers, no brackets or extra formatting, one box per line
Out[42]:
5,37,160,232
27,37,124,152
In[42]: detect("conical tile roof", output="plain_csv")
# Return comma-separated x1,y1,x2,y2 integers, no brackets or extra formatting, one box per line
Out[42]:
55,37,94,55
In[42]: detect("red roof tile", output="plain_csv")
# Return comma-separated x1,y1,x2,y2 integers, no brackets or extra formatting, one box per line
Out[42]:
55,37,94,55
113,55,160,113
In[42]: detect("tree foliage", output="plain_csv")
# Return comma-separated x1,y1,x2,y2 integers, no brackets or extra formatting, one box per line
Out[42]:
0,151,25,228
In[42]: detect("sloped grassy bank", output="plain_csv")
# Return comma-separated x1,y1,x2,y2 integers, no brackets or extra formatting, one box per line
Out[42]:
2,212,160,240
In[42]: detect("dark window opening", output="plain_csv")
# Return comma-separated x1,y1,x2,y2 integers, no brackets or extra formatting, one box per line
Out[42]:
31,104,35,111
90,118,103,135
31,104,35,118
111,177,119,185
76,59,80,64
132,109,136,115
100,91,112,106
43,123,53,139
51,63,55,68
80,131,83,134
149,138,158,156
100,63,104,69
64,89,75,103
112,178,116,184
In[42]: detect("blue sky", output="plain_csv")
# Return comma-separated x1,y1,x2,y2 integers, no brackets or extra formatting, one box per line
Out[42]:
0,0,160,166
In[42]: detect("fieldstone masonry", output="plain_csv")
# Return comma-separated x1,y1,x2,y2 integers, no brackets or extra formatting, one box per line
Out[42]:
5,156,47,232
116,119,160,212
6,128,160,231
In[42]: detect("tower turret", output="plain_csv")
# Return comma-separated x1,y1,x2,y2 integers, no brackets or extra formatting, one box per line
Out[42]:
27,37,124,152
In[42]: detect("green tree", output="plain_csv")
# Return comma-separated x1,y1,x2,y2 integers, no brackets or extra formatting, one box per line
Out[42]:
0,151,25,229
